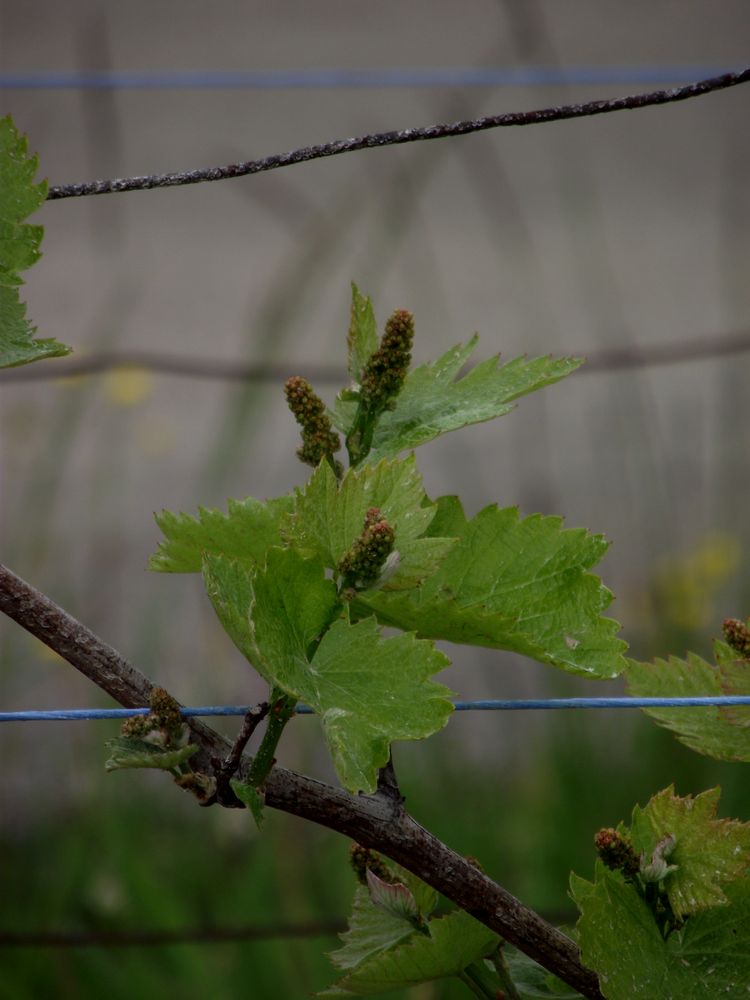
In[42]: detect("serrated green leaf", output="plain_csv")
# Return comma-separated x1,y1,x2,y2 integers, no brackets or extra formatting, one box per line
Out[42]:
625,654,750,761
202,552,259,668
306,617,453,792
202,548,338,688
205,546,452,792
0,115,71,368
331,867,436,975
330,336,581,464
348,283,379,382
571,869,750,998
283,458,455,592
421,494,468,538
244,547,341,688
571,868,688,999
715,655,750,728
673,876,750,989
629,787,750,918
357,502,625,679
321,909,499,997
284,456,433,562
104,738,197,772
330,886,417,973
712,637,738,666
150,494,293,573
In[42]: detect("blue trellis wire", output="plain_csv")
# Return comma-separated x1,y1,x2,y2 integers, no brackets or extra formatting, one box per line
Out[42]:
2,697,750,723
0,66,736,92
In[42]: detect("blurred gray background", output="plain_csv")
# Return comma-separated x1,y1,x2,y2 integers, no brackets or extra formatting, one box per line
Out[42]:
2,1,750,820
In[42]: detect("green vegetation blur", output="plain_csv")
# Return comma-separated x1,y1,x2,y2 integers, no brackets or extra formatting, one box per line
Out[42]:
3,701,749,1000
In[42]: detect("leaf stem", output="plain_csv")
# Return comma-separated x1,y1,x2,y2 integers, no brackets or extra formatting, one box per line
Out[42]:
345,403,376,467
459,961,499,998
489,945,522,1000
245,690,296,788
457,972,489,998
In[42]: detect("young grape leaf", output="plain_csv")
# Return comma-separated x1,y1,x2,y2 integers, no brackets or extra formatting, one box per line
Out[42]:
712,637,739,667
332,864,437,973
421,494,468,538
0,115,71,368
571,867,750,999
330,335,581,463
365,870,419,924
242,546,341,686
674,876,750,989
320,909,499,997
357,500,625,679
330,886,418,972
201,553,258,666
203,546,453,792
625,653,750,761
505,948,583,998
347,283,379,382
304,620,452,793
715,656,750,727
282,457,455,592
150,495,294,573
201,548,339,688
628,787,750,918
389,864,438,921
230,779,266,828
104,738,198,772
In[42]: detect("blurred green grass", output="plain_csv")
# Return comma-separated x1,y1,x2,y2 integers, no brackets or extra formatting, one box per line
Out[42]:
3,707,749,1000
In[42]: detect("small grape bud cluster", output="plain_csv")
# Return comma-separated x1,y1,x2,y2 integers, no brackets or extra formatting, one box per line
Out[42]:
360,309,414,410
349,843,394,886
121,686,187,748
338,507,395,589
722,617,750,656
594,827,640,879
284,375,342,469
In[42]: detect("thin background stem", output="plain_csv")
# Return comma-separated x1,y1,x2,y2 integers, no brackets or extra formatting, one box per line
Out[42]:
3,326,750,384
